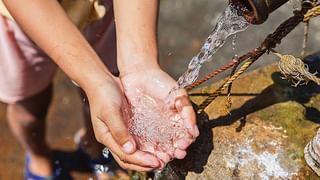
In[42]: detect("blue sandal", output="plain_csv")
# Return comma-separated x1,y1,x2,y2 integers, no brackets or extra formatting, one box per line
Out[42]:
73,129,127,178
24,153,70,180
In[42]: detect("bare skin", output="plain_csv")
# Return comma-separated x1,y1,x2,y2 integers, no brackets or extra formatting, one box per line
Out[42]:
7,85,53,176
121,68,198,169
3,0,199,173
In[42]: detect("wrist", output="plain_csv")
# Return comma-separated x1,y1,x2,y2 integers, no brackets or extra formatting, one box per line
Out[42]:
74,66,116,95
118,54,160,76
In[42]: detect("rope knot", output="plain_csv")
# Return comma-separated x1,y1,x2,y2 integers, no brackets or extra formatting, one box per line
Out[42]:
275,53,320,87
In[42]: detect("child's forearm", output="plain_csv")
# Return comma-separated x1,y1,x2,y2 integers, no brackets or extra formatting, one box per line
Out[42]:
3,0,113,92
113,0,160,75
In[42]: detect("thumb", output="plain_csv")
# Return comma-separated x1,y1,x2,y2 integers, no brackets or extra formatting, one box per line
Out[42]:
100,104,137,154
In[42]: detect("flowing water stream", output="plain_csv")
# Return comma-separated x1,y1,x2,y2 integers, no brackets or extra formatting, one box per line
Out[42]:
171,4,249,92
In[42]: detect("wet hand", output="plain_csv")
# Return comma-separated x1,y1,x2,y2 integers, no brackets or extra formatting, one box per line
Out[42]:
85,77,160,171
121,68,199,168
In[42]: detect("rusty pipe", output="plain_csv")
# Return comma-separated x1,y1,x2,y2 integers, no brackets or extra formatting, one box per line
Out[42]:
232,0,318,24
231,0,289,24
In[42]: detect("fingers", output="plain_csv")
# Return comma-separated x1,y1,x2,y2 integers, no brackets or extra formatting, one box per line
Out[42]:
99,105,136,154
174,149,187,159
112,153,155,172
174,138,193,150
174,93,199,138
155,151,170,166
98,129,160,169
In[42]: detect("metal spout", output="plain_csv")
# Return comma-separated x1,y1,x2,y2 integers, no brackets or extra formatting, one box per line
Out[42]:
231,0,289,24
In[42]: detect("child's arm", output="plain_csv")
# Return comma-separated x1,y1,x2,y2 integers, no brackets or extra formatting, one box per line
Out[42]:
3,0,107,88
114,0,198,135
113,0,160,75
114,0,199,167
3,0,160,171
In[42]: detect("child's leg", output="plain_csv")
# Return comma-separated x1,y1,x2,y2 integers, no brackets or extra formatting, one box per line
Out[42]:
0,15,57,176
7,85,53,176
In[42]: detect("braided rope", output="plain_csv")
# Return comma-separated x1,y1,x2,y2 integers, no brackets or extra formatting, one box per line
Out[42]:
304,4,320,22
301,21,309,58
197,59,255,113
193,4,320,113
186,51,257,91
225,59,241,112
185,58,240,91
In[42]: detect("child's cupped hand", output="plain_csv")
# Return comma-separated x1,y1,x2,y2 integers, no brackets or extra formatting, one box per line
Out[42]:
121,68,199,169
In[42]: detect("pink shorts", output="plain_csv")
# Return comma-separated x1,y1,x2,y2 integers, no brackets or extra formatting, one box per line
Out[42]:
0,2,117,103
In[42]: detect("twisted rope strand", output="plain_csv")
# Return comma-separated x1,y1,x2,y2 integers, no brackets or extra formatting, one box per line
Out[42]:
197,59,255,113
304,4,320,21
193,4,320,112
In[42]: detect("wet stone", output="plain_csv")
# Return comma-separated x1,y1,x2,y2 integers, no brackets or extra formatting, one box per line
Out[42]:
156,64,320,179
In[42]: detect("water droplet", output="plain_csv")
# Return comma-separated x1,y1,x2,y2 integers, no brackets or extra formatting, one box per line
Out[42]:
289,0,300,10
102,147,110,159
233,54,239,60
232,34,237,51
94,164,109,174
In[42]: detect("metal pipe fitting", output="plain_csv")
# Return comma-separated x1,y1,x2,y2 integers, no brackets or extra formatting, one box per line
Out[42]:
231,0,289,24
232,0,319,24
301,0,318,9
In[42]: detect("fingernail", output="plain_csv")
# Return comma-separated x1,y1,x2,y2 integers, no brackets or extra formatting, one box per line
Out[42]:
122,141,134,154
194,125,200,137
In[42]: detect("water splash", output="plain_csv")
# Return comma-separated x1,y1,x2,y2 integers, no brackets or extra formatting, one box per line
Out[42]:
94,164,110,175
127,90,190,156
232,34,239,60
173,4,249,91
102,147,110,159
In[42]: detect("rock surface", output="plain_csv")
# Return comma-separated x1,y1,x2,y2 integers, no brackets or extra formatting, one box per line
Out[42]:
156,62,320,179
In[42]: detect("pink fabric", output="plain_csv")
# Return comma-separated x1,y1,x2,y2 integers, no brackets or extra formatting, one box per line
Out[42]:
0,0,117,103
0,15,57,103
